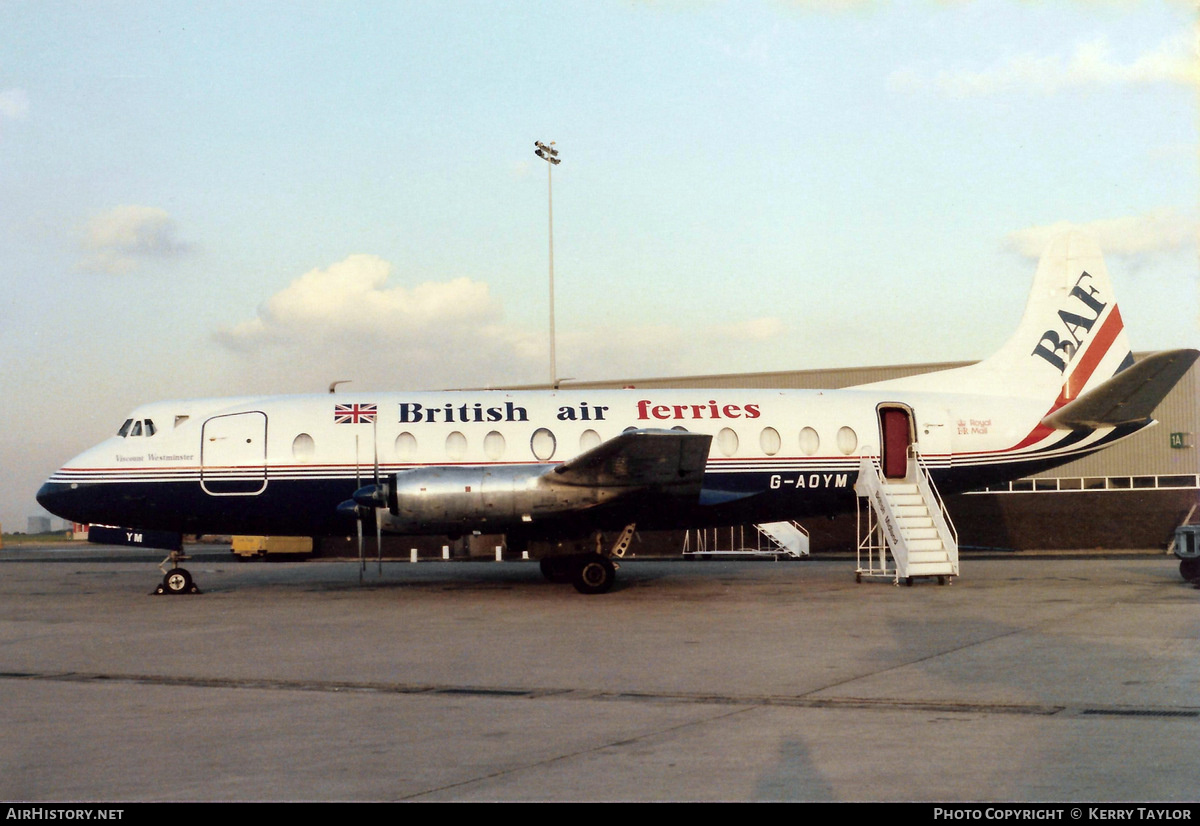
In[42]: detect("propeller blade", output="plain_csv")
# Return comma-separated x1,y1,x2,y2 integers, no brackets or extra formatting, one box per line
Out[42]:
374,420,382,575
355,435,365,579
356,515,364,582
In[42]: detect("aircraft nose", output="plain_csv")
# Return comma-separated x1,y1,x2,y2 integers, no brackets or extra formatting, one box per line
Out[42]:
36,477,68,516
36,479,78,521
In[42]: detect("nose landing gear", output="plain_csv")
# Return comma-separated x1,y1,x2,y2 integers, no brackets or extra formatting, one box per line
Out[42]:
153,551,201,595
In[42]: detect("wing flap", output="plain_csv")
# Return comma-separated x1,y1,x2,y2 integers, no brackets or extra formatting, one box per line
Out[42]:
550,428,712,494
1041,348,1198,430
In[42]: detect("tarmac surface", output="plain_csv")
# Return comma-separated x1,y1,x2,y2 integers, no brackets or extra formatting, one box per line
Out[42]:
1,544,1198,802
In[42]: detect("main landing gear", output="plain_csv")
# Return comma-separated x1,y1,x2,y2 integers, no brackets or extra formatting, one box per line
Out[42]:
1180,557,1200,583
153,550,201,595
537,524,636,595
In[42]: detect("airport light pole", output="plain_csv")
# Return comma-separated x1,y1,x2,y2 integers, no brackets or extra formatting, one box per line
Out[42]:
535,140,561,387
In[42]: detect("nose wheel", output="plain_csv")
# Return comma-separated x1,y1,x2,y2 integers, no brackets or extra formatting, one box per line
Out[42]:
153,551,201,595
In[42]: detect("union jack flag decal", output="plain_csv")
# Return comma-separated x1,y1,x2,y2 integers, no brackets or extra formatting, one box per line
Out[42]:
334,403,377,424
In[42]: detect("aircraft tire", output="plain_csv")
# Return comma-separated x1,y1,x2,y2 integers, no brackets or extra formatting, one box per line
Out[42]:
1180,557,1200,582
163,568,194,595
572,555,615,595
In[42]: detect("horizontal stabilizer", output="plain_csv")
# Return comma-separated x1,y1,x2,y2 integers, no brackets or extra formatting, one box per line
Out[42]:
1041,349,1198,430
551,428,712,492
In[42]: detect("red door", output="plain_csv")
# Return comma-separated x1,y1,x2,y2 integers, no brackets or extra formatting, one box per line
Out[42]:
880,407,912,479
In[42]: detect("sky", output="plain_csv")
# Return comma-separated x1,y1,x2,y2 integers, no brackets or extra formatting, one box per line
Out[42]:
1,0,1197,531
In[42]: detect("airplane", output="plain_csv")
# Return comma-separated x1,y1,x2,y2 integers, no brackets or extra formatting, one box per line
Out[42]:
36,232,1198,594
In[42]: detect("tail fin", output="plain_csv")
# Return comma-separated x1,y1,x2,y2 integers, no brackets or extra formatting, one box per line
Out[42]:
978,231,1133,404
862,231,1133,407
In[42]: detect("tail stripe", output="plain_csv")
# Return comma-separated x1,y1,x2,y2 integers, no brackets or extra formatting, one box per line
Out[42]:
1058,305,1126,407
1009,306,1128,452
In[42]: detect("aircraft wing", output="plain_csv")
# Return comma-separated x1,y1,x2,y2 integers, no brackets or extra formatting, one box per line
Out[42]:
551,428,712,495
1041,348,1199,430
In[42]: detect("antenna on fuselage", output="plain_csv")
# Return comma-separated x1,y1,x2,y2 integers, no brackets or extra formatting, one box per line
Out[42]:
329,380,351,394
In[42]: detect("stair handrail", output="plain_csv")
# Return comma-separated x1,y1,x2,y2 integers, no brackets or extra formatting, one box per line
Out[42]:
855,453,906,553
909,443,958,552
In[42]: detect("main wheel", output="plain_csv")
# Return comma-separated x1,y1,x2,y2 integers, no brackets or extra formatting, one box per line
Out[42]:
572,555,615,595
163,568,193,594
1180,557,1200,582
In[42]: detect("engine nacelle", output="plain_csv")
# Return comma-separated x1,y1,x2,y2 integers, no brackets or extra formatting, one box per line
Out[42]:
381,465,619,534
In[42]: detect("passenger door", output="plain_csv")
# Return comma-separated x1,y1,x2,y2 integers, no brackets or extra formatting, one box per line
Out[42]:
201,412,268,495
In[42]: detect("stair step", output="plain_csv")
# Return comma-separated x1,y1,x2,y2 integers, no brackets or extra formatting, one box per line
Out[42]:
909,549,949,562
907,561,956,575
907,539,945,552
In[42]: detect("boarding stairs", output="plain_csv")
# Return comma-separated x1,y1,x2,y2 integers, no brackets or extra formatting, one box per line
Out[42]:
854,447,958,585
683,520,809,558
755,521,810,557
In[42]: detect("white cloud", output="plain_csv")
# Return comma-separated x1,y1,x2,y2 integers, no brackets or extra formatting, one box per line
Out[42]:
220,255,504,346
1005,209,1198,259
216,255,544,390
889,32,1200,97
0,88,29,121
78,205,191,274
215,254,791,391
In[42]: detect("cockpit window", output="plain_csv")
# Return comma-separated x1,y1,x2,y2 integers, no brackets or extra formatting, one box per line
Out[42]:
118,418,157,438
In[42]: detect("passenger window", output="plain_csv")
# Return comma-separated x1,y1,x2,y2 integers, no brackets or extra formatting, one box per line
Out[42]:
484,431,506,460
579,429,601,452
716,428,739,457
394,432,417,461
799,427,820,456
759,427,781,455
446,431,467,460
531,428,557,461
292,433,315,461
836,426,858,455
